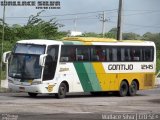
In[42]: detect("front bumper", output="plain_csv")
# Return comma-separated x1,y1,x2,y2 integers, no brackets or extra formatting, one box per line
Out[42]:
8,82,57,93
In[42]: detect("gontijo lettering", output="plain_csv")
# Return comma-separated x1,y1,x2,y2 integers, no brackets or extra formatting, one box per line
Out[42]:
108,64,133,70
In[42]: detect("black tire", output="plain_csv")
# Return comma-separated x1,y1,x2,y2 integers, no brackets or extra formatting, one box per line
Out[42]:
28,92,38,97
55,83,67,99
119,81,128,97
128,81,138,96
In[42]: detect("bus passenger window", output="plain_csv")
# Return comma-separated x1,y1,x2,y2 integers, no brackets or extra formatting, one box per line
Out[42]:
121,48,125,61
131,49,139,61
144,48,153,61
130,48,143,61
69,48,76,61
117,48,121,61
91,46,105,61
124,48,131,61
77,55,84,61
106,48,110,61
107,48,113,61
60,46,76,62
76,46,90,61
112,48,117,61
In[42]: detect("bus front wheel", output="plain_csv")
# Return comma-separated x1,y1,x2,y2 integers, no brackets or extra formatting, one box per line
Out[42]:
128,81,138,96
119,81,128,97
55,83,67,99
28,92,38,97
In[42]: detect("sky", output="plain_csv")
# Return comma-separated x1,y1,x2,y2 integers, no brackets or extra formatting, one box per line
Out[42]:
0,0,160,35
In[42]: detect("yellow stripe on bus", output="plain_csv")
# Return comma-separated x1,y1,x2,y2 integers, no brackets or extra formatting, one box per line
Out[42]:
92,63,109,91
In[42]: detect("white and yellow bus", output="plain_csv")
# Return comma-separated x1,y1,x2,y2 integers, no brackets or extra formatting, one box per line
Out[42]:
3,37,156,98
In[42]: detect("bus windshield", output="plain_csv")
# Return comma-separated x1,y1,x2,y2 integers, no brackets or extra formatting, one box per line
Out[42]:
14,44,45,55
9,44,46,79
9,54,42,79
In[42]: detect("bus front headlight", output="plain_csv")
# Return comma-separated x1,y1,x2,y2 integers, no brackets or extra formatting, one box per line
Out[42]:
31,81,42,85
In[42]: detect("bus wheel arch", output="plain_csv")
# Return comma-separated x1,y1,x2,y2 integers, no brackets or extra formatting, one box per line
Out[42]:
55,81,69,99
132,79,139,90
128,79,139,96
61,81,69,92
119,80,129,97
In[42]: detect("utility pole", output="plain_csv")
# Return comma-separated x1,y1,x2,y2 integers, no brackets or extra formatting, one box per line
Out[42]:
117,0,123,40
102,11,105,37
74,16,77,31
99,11,107,37
1,0,6,81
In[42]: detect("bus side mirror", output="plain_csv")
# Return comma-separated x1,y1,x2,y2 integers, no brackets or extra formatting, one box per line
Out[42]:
39,54,48,67
2,51,11,63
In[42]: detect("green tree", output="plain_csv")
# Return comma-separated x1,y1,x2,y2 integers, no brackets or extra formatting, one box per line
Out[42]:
104,28,117,39
123,32,141,40
23,11,64,39
108,28,117,34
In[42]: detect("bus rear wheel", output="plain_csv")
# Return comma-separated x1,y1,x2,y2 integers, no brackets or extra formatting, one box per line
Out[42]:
28,92,38,97
119,81,128,97
55,83,67,99
128,81,138,96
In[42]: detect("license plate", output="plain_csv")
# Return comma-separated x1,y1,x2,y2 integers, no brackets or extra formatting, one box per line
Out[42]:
19,87,25,92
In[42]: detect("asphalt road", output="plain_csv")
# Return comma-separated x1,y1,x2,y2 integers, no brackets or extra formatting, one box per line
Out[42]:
0,88,160,120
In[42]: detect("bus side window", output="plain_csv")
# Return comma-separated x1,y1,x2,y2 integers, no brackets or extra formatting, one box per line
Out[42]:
131,49,140,61
117,48,121,61
60,46,76,62
125,48,131,61
106,48,110,61
144,48,153,61
47,46,59,61
106,48,113,61
76,46,90,61
43,45,59,80
130,48,143,61
112,48,117,61
69,47,76,61
91,46,105,61
60,46,67,62
121,48,125,61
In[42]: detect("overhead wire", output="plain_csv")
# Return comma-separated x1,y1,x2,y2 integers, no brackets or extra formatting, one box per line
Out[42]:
5,9,118,19
2,9,160,31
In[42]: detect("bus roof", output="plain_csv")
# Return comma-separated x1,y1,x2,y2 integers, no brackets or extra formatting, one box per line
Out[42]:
62,37,155,46
17,39,62,46
63,37,117,42
63,37,152,43
16,38,155,46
